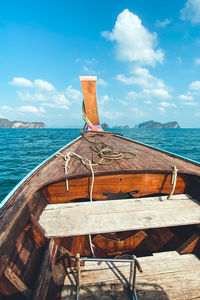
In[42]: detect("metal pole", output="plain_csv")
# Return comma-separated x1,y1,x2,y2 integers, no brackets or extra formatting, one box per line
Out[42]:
79,257,135,263
76,253,80,300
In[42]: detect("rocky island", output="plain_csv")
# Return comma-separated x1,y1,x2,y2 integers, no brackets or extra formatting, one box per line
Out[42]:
0,118,45,128
101,120,180,129
134,120,180,129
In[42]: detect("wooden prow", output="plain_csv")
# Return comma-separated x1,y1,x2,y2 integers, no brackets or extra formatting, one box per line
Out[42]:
79,76,100,125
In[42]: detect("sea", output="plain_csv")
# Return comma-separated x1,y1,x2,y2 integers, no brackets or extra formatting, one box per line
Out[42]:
1,128,200,203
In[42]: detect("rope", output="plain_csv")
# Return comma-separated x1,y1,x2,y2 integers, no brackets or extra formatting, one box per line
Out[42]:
56,151,96,257
57,135,136,258
56,152,95,202
81,132,136,165
167,165,178,200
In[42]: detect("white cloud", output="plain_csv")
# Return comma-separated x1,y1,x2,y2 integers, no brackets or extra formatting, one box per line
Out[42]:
1,105,12,110
159,101,176,108
118,99,128,105
157,106,166,112
34,79,55,91
144,100,152,104
53,94,70,110
189,80,200,90
100,95,113,105
97,78,108,86
180,0,200,24
10,77,33,87
126,91,139,100
117,67,171,99
148,88,171,99
10,76,72,111
195,57,200,64
156,18,171,28
100,110,123,120
17,91,48,101
18,106,46,114
102,9,164,66
66,85,82,101
178,93,194,100
10,77,55,92
130,107,145,117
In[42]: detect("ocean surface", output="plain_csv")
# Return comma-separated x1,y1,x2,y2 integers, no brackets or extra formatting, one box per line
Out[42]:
1,128,200,202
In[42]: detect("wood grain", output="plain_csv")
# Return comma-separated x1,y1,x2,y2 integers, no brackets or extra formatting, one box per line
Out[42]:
39,196,200,237
80,78,99,125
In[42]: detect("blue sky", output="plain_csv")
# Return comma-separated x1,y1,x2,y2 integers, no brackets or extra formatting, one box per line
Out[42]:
1,0,200,128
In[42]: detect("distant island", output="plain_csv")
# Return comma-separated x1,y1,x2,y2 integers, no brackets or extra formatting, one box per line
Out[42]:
134,120,180,129
0,118,45,128
101,120,180,129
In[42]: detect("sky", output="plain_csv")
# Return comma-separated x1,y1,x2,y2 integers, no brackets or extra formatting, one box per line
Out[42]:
1,0,200,128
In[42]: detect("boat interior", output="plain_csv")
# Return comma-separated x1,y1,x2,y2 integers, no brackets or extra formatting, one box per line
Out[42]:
1,169,200,299
0,76,200,299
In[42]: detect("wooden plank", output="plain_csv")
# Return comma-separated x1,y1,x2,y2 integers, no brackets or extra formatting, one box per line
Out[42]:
177,233,200,254
4,267,32,299
39,197,200,237
32,238,60,300
64,252,199,287
41,194,193,218
136,270,200,300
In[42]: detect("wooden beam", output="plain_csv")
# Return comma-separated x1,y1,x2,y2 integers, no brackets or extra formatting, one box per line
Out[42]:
79,76,100,125
177,233,200,254
32,238,61,300
4,267,32,299
25,214,47,247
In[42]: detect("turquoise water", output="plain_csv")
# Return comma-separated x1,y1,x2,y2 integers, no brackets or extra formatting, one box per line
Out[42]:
0,128,200,202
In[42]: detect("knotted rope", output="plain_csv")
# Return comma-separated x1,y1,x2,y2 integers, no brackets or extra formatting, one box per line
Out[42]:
167,165,178,200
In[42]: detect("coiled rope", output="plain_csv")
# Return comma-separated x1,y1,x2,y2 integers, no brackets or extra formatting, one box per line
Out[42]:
81,132,136,165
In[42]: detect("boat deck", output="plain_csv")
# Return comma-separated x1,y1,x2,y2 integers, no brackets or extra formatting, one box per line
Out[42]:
61,251,200,299
39,194,200,237
56,133,200,179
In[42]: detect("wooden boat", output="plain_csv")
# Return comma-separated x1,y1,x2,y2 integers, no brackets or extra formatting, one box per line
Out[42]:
1,76,200,300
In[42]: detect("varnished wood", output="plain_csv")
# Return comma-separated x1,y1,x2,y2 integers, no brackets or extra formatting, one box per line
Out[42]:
177,233,200,254
80,76,100,125
92,231,147,256
42,173,188,203
25,214,47,248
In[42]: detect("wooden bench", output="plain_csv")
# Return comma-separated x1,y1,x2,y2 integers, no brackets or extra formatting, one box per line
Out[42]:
38,194,200,238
